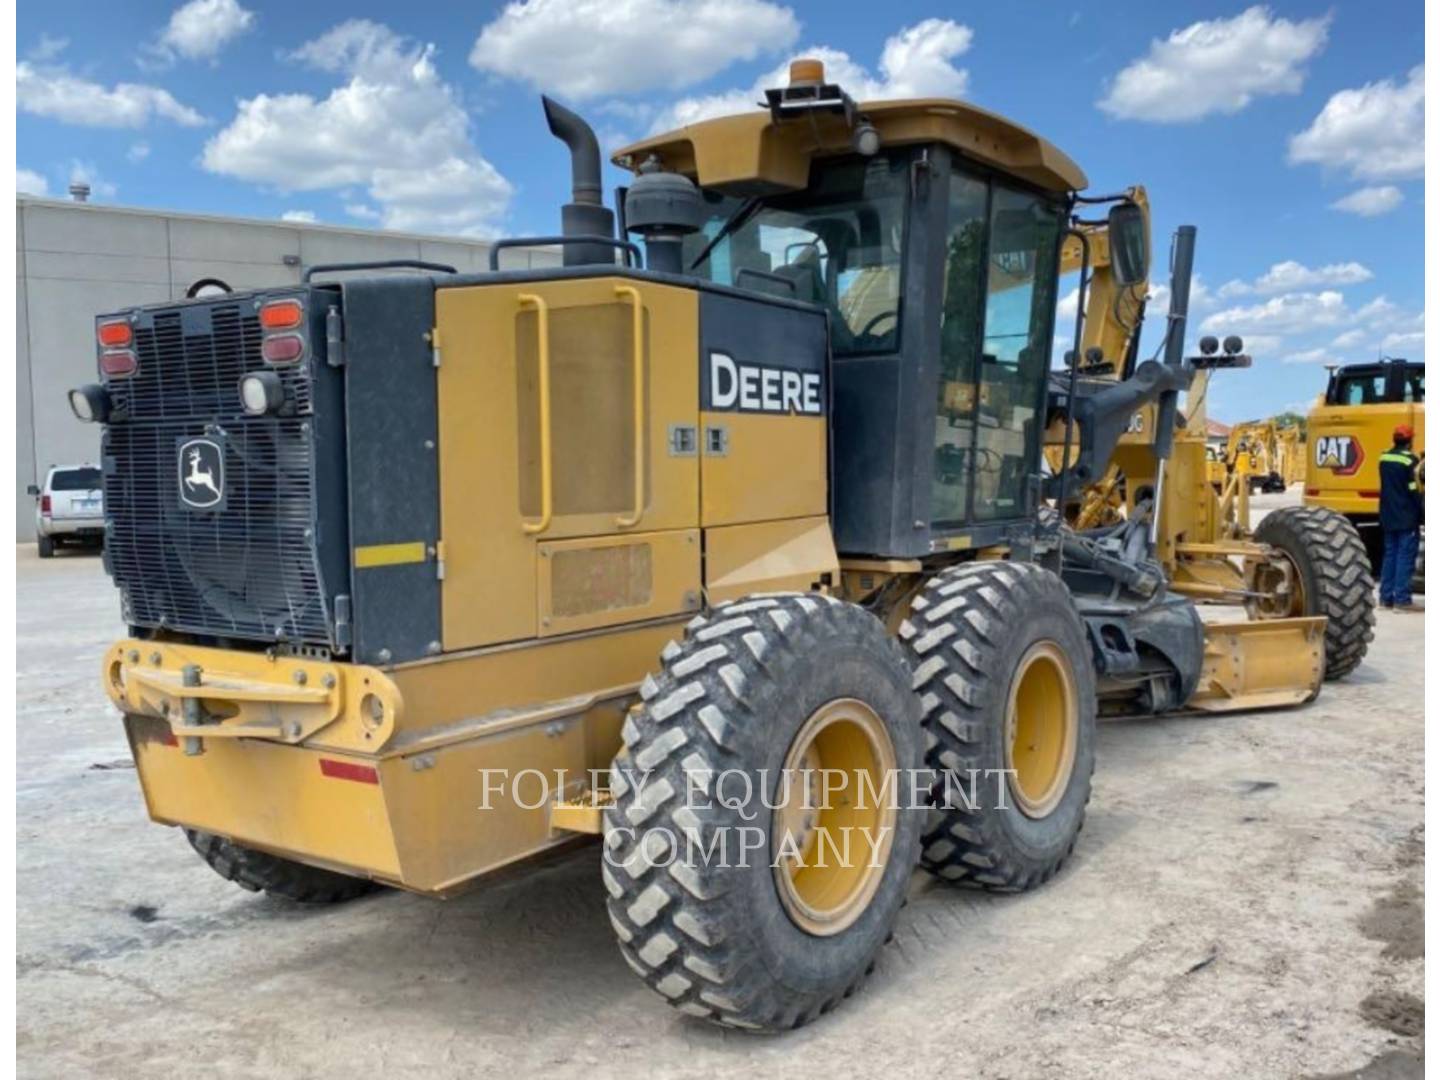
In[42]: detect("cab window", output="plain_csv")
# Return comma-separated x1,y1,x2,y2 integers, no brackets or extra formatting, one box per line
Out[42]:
932,170,1063,526
684,155,908,356
1401,366,1424,403
1328,370,1388,405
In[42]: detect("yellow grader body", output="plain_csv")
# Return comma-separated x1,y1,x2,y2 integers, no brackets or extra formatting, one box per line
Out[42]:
80,60,1370,1030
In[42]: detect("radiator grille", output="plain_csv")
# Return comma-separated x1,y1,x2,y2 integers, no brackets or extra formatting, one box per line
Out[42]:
103,297,333,646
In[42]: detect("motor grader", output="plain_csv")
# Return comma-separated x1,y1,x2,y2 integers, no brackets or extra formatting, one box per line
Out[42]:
73,60,1373,1032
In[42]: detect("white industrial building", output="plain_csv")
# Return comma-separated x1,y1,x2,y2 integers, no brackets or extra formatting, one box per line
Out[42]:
15,195,558,540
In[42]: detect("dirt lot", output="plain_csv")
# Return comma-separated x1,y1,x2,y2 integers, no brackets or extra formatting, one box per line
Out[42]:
15,496,1425,1078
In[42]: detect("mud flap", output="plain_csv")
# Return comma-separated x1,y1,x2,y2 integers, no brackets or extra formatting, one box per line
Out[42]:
1186,617,1326,712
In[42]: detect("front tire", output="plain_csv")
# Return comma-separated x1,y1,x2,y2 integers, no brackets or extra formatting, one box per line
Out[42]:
603,593,923,1031
184,829,375,904
1253,506,1375,680
899,561,1097,892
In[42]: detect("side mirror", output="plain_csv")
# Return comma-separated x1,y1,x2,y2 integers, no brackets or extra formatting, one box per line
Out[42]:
1108,202,1149,287
26,484,39,497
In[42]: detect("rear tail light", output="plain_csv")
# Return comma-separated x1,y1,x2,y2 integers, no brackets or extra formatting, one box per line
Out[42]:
100,350,138,378
97,320,132,348
1359,490,1380,499
319,758,379,784
40,495,51,515
262,334,305,364
1304,488,1319,497
260,299,303,330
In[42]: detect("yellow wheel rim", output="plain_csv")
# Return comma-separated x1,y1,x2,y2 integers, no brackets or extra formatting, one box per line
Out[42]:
773,699,897,937
1005,642,1078,819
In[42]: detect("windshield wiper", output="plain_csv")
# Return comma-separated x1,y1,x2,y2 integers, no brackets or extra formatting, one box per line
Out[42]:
688,196,762,272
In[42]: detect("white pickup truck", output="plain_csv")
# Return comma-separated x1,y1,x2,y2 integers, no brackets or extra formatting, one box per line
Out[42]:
28,464,104,557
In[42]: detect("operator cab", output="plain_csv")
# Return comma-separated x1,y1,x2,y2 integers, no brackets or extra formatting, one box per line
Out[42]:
1324,359,1424,407
641,74,1076,558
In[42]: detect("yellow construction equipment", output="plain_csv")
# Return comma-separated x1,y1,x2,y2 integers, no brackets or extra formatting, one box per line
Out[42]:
1305,358,1425,572
72,59,1373,1032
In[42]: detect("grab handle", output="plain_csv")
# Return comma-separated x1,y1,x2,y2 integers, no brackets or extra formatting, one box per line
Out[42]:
614,285,645,528
518,293,553,536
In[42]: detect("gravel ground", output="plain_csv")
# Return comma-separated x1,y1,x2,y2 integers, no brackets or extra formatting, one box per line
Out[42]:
16,493,1425,1078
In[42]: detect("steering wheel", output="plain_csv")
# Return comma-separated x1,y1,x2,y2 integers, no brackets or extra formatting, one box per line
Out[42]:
855,309,898,345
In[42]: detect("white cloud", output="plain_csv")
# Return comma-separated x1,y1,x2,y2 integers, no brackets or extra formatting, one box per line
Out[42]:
471,0,799,100
281,210,318,223
345,203,382,221
149,0,255,65
1201,290,1348,336
652,19,973,131
1330,329,1365,350
1210,260,1374,298
17,61,205,127
28,35,68,61
1355,296,1400,324
203,20,513,236
1253,260,1372,293
1097,6,1329,122
1281,347,1342,365
1380,330,1424,354
127,142,152,163
1329,186,1404,217
1289,66,1424,181
16,168,48,196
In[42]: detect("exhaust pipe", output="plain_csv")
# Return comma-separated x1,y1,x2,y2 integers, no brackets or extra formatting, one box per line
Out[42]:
542,96,616,266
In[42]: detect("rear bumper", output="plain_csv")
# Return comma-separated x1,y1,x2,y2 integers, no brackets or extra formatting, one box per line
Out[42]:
106,624,672,894
38,516,105,537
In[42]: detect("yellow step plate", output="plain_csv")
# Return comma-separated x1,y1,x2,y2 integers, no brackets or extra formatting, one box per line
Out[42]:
549,789,613,835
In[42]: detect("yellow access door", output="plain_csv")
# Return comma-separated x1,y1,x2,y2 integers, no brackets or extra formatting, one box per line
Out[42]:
435,277,701,649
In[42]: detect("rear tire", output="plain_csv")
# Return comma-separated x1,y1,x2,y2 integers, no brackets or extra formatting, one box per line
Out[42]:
1253,506,1375,680
899,561,1096,891
603,593,923,1031
184,829,376,904
37,535,54,558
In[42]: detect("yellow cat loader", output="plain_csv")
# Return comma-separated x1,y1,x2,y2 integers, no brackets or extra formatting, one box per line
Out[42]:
1306,358,1425,574
72,60,1370,1031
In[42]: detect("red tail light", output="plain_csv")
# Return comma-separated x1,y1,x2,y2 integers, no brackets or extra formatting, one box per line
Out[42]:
1304,488,1319,497
262,334,304,364
100,350,138,378
319,758,379,784
97,320,132,348
260,299,303,330
1359,490,1380,500
40,494,51,515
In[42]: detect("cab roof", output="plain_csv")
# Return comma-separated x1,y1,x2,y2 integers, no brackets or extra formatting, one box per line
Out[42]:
613,95,1087,196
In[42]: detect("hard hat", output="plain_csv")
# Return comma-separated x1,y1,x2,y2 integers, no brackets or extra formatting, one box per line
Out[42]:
1394,424,1414,441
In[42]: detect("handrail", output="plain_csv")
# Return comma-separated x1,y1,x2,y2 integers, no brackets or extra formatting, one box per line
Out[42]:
518,293,553,536
614,285,645,528
303,259,457,282
489,236,642,271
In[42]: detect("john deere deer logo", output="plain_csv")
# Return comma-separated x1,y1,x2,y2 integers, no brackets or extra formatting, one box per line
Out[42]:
177,437,225,509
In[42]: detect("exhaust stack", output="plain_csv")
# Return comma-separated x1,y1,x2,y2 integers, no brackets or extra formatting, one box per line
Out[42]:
542,96,616,266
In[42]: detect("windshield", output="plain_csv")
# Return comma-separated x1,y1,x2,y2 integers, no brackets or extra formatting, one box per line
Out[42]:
682,154,909,356
51,467,102,491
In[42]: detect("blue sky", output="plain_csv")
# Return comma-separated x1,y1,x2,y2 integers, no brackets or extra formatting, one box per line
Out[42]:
16,1,1426,421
